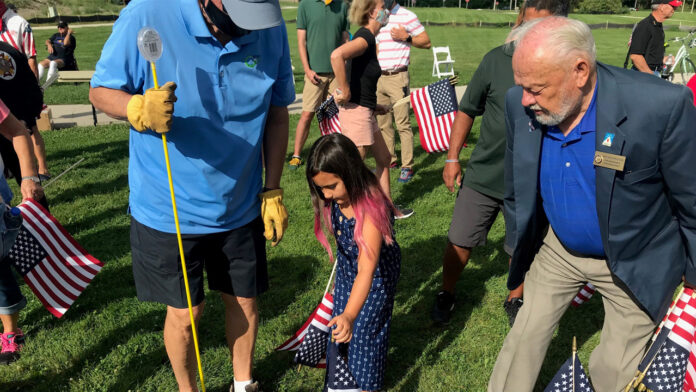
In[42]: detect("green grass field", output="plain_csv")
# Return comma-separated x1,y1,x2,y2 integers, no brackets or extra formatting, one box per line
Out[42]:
4,7,688,391
0,116,610,392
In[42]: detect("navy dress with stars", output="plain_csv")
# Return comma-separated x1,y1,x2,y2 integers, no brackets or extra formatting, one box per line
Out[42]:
325,201,401,391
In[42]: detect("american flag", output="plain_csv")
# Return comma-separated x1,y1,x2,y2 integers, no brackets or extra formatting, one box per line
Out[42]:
317,96,341,136
276,291,334,368
323,341,359,392
629,288,696,392
7,198,103,318
571,283,596,308
411,78,458,153
544,355,594,392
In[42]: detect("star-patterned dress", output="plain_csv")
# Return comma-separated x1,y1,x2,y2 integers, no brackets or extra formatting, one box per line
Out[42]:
325,201,401,391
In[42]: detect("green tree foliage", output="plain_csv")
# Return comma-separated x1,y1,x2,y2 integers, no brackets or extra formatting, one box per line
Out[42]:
578,0,623,14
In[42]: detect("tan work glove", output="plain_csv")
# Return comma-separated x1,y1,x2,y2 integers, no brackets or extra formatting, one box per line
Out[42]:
126,81,178,133
259,188,288,246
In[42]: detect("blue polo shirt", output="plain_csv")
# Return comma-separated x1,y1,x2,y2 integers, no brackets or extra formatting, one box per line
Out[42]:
539,82,604,256
91,0,295,234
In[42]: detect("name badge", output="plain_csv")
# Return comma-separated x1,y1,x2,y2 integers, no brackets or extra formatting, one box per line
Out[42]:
593,151,626,171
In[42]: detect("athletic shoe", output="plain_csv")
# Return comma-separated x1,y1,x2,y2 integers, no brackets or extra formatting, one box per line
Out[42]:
38,173,51,182
229,381,263,392
394,205,414,220
431,290,455,325
287,156,302,170
389,162,399,169
0,329,24,365
503,297,524,327
398,167,414,183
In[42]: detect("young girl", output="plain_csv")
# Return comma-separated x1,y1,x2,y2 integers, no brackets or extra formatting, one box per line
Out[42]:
306,133,401,392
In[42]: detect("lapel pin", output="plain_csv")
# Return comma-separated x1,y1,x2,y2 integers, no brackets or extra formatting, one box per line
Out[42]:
602,132,615,147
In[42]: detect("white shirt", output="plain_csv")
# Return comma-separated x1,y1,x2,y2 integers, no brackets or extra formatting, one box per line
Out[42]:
375,4,424,71
0,8,36,58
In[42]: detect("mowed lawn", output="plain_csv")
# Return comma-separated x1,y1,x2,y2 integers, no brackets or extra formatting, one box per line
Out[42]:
6,8,690,391
0,115,610,392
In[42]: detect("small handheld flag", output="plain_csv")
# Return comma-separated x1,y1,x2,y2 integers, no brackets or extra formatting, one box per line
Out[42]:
317,96,341,136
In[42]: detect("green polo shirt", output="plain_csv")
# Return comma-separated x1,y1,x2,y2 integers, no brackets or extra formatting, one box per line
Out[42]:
459,44,515,200
297,0,349,73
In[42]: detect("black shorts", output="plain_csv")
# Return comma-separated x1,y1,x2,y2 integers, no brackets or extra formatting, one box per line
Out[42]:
130,216,268,309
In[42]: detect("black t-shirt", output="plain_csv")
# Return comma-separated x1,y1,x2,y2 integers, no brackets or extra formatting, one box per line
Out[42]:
629,14,665,70
49,32,76,63
0,42,43,127
348,27,381,109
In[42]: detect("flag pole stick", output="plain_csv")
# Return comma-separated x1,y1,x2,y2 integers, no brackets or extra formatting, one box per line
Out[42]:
623,285,687,392
323,259,338,297
42,157,85,188
151,62,207,392
572,336,577,392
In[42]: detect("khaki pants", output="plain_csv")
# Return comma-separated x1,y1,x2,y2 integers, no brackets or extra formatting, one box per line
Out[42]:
488,230,657,392
301,74,337,113
376,72,413,168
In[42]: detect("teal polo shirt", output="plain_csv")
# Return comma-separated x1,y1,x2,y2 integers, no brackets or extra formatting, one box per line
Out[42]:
297,0,349,73
91,0,295,234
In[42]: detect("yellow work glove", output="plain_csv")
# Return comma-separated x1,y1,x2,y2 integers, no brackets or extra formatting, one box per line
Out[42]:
126,81,178,134
259,188,288,247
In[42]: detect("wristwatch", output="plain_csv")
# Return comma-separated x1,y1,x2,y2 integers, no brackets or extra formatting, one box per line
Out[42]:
406,35,413,43
21,176,40,184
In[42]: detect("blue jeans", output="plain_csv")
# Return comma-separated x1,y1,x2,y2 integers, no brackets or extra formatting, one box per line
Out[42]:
0,201,24,315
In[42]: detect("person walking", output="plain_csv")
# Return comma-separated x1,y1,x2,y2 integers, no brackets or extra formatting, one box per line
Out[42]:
628,0,681,75
489,17,696,391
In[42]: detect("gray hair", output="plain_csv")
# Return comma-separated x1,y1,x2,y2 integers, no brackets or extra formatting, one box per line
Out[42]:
514,17,597,70
651,4,660,10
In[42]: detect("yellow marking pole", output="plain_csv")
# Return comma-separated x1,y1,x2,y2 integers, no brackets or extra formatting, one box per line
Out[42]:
151,62,207,392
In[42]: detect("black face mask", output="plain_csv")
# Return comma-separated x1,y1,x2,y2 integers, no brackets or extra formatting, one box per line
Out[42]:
202,0,248,37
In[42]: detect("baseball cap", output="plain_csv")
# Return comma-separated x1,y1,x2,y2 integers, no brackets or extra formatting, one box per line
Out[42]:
57,20,68,28
652,0,683,6
221,0,282,30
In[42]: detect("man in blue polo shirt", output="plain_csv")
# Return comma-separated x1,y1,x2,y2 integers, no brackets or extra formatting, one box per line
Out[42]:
89,0,294,391
490,17,696,391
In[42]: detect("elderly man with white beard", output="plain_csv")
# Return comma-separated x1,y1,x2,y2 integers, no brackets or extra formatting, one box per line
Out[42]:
488,16,696,391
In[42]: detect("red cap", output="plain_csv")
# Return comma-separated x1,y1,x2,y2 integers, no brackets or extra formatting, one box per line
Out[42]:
670,0,684,6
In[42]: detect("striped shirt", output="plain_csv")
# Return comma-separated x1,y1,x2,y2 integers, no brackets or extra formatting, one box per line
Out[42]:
375,4,424,71
0,8,36,59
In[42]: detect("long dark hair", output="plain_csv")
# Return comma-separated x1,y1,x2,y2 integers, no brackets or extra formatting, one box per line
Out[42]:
306,134,395,262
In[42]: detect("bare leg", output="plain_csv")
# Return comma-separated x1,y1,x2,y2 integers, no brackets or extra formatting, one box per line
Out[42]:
221,294,258,382
0,313,19,334
441,242,472,294
371,131,392,200
292,111,315,158
163,303,205,392
30,126,49,176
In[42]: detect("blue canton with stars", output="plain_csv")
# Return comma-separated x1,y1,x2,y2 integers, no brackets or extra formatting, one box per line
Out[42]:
544,356,594,392
641,339,689,392
8,227,47,276
428,79,458,117
323,342,359,392
295,323,328,367
317,96,339,124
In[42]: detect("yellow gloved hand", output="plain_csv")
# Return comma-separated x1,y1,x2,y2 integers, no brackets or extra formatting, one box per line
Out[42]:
126,81,178,134
259,188,288,247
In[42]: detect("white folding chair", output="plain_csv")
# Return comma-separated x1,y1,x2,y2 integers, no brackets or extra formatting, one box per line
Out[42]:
432,46,455,78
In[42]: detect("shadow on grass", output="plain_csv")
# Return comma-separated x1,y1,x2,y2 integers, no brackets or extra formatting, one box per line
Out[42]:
0,308,164,392
384,234,510,390
49,174,128,206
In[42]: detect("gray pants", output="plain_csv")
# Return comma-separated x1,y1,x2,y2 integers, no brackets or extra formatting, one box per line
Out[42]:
488,230,657,392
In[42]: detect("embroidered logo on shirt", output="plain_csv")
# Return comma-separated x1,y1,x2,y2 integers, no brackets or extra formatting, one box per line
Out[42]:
244,55,258,69
0,51,16,80
602,132,615,147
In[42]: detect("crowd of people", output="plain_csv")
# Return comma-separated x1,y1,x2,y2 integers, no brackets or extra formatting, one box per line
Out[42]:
0,0,694,391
